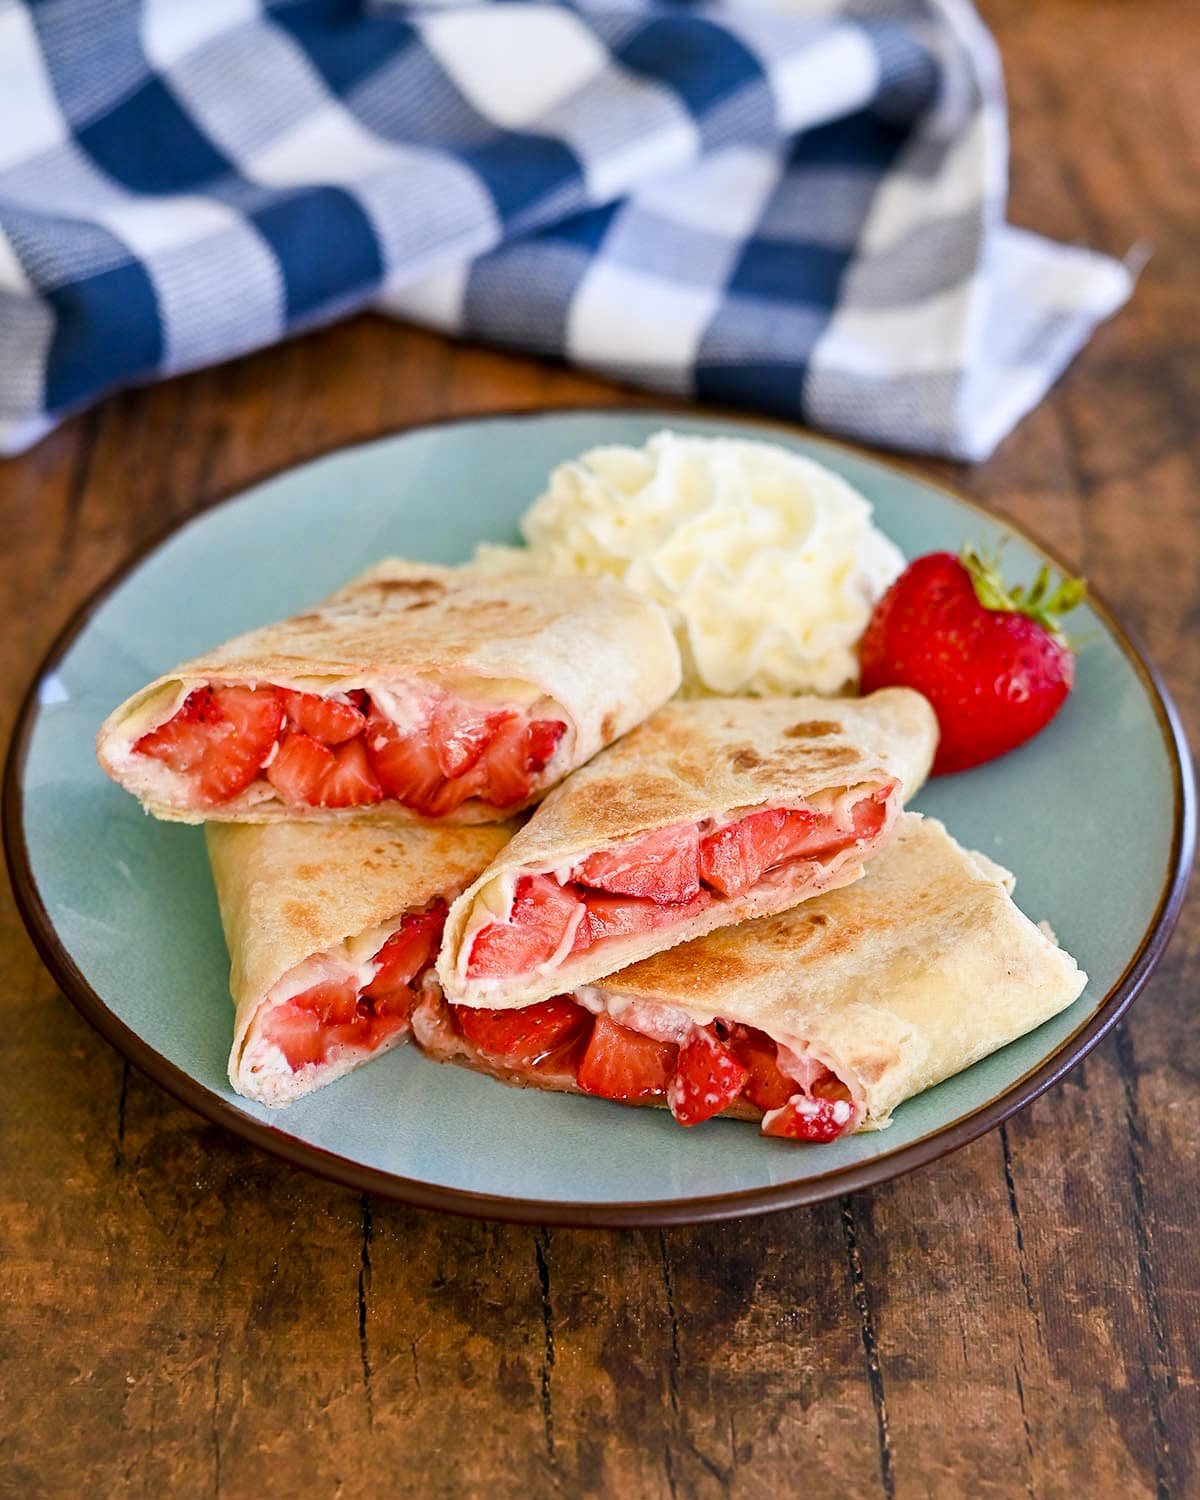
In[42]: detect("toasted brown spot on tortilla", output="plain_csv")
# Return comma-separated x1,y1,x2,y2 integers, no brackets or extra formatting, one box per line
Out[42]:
294,864,320,881
801,745,857,767
289,613,323,626
283,899,320,936
731,747,763,771
406,599,436,611
855,1053,896,1086
784,720,841,739
375,577,446,596
600,710,618,742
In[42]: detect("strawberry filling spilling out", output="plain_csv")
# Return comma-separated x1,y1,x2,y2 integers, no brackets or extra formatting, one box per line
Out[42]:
132,684,567,814
440,995,857,1141
261,901,447,1072
465,790,892,981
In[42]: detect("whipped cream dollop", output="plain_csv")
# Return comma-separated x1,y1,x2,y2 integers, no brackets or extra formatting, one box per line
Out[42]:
475,431,904,696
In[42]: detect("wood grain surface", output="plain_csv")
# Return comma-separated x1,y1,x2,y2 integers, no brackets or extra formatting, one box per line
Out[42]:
2,2,1197,1494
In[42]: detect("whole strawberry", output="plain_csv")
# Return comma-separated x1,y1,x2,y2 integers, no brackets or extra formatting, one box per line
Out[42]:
858,547,1085,775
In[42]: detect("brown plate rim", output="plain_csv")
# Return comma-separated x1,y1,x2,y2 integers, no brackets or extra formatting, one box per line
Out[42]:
4,407,1195,1228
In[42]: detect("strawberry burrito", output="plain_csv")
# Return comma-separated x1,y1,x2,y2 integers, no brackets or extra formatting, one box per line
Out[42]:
418,814,1087,1139
438,689,938,1009
207,818,512,1104
98,560,680,824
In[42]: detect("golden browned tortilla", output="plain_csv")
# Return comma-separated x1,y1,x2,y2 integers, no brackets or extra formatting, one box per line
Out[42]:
207,817,514,1104
587,813,1086,1129
438,688,938,1007
97,559,681,824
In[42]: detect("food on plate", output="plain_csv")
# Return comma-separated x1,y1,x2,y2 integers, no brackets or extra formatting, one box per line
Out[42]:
438,689,937,1009
97,559,680,823
207,817,513,1104
416,815,1087,1139
474,430,904,697
859,547,1085,775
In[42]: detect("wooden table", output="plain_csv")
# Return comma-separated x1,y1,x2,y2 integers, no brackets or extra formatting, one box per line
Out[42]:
2,2,1196,1493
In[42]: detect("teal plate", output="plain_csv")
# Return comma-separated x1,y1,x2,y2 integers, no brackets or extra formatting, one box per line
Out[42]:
5,411,1194,1226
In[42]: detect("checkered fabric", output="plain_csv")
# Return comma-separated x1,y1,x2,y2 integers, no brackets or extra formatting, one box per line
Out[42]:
0,0,1131,459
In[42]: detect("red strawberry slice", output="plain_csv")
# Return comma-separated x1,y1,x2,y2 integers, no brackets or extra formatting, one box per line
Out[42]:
136,685,284,805
859,547,1083,775
453,995,590,1066
266,731,336,806
733,1029,796,1112
364,706,451,815
526,719,567,773
575,825,701,904
667,1027,749,1125
760,1093,854,1143
576,1013,676,1101
196,686,285,803
431,699,512,779
466,875,585,978
698,809,788,898
697,804,868,899
134,687,224,774
477,714,534,808
573,888,712,951
319,738,383,808
363,903,447,1003
264,1005,332,1071
478,716,569,808
290,977,360,1027
282,690,366,745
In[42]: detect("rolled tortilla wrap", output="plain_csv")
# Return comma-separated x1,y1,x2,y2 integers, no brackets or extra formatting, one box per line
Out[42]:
438,688,937,1009
98,559,681,825
415,814,1087,1138
207,818,514,1105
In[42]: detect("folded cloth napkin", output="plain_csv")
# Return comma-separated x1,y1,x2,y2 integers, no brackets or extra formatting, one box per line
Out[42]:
0,0,1131,460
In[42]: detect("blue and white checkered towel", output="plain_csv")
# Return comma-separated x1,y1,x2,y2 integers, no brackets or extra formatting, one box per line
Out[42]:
0,0,1131,460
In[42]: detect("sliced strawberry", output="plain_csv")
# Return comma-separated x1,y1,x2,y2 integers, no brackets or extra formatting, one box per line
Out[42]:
760,1093,855,1143
698,805,865,899
136,685,284,805
364,706,450,815
466,875,585,978
197,686,285,803
573,887,712,951
266,731,335,806
319,737,382,808
263,1005,331,1071
363,903,447,1001
577,1013,676,1102
265,1000,410,1072
851,791,889,841
453,995,591,1066
733,1029,796,1112
575,825,701,904
290,976,360,1027
431,699,512,779
134,687,224,774
477,716,568,808
282,689,366,745
477,713,536,808
526,719,567,773
667,1027,749,1126
698,809,787,898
